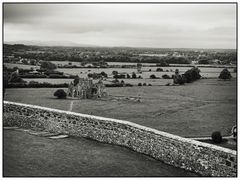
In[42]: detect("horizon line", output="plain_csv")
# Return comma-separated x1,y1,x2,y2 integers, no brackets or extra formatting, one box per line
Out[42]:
3,41,237,50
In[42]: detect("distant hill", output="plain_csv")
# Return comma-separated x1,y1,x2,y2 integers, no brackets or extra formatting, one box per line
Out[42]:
4,40,97,47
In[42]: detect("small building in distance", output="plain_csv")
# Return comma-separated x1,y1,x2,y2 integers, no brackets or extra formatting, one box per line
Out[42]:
67,77,106,99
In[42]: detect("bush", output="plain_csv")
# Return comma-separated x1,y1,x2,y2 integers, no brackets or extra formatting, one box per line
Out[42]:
54,89,67,99
219,68,232,80
132,72,137,78
40,61,57,70
125,83,133,87
150,74,157,79
9,73,25,83
211,131,222,143
162,74,171,79
148,84,152,86
143,83,147,86
105,83,123,87
49,74,67,78
6,82,69,88
183,67,201,83
20,74,47,78
112,71,118,76
100,71,108,78
138,83,142,86
126,74,131,78
156,68,163,72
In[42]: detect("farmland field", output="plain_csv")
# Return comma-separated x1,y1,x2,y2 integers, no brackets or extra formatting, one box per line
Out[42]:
4,62,237,79
4,78,236,138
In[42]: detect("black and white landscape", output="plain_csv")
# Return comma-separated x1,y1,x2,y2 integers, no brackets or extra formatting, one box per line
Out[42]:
3,2,237,177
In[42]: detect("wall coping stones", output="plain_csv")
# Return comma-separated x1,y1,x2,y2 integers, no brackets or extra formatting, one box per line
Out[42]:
4,100,236,156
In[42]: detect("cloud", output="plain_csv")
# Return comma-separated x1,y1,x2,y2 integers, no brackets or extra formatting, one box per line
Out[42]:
3,3,237,49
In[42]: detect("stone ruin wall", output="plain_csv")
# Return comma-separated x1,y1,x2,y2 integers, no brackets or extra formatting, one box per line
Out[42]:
3,101,237,177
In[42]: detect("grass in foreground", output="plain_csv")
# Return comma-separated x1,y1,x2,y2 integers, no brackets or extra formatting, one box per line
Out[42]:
4,129,198,177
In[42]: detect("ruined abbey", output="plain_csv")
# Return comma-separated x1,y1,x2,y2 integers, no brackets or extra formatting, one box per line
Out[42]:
67,78,106,99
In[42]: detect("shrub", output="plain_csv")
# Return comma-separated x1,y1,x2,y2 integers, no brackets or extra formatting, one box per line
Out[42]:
105,83,123,87
219,68,232,80
148,84,152,86
112,78,119,83
150,74,157,79
138,83,142,86
126,74,131,78
40,61,57,70
211,131,222,143
54,89,67,99
112,71,118,76
100,71,108,78
49,74,66,78
143,83,147,86
73,76,80,85
9,73,25,83
149,69,152,71
156,68,163,72
132,72,137,79
162,74,171,79
6,82,69,88
20,74,47,78
183,67,201,83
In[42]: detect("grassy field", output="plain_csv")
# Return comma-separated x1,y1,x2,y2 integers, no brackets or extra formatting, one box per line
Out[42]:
4,78,236,137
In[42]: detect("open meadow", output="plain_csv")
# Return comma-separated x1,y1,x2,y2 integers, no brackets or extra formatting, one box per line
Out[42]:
5,78,236,138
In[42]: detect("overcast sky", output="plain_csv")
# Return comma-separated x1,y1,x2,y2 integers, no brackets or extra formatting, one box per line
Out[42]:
4,3,236,49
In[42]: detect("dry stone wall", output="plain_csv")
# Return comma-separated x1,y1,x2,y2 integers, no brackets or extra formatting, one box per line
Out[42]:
3,101,237,177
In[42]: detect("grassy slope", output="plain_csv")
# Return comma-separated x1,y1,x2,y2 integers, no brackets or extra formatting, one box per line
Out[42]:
4,129,198,177
4,78,236,137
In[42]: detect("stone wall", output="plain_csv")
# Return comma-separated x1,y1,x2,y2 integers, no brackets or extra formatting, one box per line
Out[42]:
3,101,237,177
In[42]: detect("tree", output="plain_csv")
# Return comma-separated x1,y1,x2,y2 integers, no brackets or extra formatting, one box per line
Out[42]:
112,71,118,76
132,72,137,79
150,74,157,79
30,59,36,65
211,131,222,143
54,89,67,99
9,73,25,83
156,68,163,72
183,67,201,83
100,71,108,78
73,76,80,85
22,59,28,64
126,74,131,78
219,68,232,80
40,61,57,70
